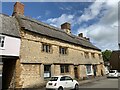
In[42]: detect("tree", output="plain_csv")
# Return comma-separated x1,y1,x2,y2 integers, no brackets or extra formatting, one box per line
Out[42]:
102,50,112,62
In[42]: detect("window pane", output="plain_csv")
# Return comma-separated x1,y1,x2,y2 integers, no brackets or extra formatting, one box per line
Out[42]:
62,48,64,54
65,76,72,80
59,47,67,55
86,65,91,74
60,65,69,73
65,65,69,72
46,45,48,52
60,66,64,73
48,45,50,52
1,41,4,47
42,44,51,53
0,36,5,48
60,77,65,81
50,77,58,81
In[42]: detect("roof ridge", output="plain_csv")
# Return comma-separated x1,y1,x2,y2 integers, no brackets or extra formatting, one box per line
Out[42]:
16,15,100,51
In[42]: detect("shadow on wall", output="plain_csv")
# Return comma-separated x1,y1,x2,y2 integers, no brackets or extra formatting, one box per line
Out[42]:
19,82,46,89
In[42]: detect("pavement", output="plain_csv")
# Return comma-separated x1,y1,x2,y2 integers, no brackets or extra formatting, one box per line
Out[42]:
78,76,107,86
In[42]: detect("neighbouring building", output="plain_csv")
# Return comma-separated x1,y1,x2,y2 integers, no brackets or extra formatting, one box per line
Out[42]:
0,13,21,88
1,2,105,89
109,50,120,71
0,13,21,89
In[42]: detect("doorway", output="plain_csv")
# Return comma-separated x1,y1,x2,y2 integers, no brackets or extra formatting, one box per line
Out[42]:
2,58,16,89
74,66,78,79
93,65,97,77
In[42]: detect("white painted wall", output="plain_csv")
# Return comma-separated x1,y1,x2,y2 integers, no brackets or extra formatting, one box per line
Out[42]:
0,35,21,56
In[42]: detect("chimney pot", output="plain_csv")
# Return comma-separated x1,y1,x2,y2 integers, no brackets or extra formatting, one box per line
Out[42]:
78,33,83,37
13,2,24,16
86,38,90,41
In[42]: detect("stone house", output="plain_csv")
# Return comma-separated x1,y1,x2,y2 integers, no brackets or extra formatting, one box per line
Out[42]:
2,2,105,89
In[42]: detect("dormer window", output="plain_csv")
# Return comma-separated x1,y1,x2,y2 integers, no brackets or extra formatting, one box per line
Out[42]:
0,36,5,49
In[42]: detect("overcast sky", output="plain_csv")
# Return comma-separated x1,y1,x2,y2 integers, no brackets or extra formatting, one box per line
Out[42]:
2,0,119,51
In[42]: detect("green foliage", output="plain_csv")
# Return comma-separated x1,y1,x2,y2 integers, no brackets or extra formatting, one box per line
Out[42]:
102,50,112,62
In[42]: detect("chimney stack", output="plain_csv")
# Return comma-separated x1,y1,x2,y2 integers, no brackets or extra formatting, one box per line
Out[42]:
78,33,90,41
86,38,90,41
61,22,71,34
12,2,24,16
78,33,83,37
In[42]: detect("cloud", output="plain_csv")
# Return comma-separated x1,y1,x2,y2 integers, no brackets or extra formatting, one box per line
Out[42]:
78,1,105,23
33,15,41,20
45,14,75,28
59,6,73,11
77,0,119,50
42,0,119,50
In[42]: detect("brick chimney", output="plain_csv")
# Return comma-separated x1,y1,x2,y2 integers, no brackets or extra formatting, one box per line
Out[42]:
78,33,83,37
12,2,24,16
61,22,71,34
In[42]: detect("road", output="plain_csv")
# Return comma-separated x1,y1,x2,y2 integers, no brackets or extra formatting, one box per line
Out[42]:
79,78,119,88
0,77,119,90
41,78,119,90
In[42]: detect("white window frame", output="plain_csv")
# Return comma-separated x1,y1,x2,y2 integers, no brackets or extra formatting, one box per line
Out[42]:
86,65,93,75
0,35,5,49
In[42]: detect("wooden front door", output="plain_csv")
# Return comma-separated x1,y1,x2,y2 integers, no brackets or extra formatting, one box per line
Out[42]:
74,66,78,79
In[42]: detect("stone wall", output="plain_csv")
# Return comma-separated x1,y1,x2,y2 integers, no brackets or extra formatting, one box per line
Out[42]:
78,65,87,79
20,30,103,65
17,29,105,88
20,64,44,88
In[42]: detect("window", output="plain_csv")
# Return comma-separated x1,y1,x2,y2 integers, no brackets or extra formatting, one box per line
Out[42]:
60,65,69,73
59,46,68,55
44,65,51,78
0,36,5,49
91,53,95,58
93,65,98,72
50,77,58,81
99,54,102,59
60,76,72,81
84,52,89,58
60,76,66,81
42,43,52,53
65,76,73,80
86,65,93,75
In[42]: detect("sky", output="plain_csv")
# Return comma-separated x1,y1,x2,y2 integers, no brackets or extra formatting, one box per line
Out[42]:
1,0,119,51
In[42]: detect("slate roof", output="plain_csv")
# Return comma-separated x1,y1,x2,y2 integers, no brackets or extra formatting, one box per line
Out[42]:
0,13,100,51
16,14,101,51
0,14,20,38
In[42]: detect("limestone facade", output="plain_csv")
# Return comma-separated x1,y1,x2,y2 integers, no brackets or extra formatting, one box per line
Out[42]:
14,29,105,88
